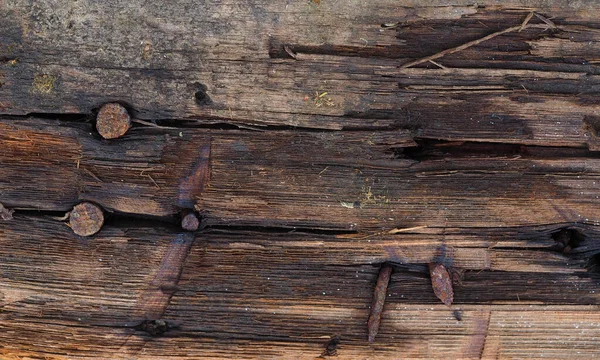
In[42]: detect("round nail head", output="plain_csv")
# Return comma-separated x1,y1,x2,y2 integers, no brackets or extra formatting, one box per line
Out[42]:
182,212,199,232
70,202,104,236
96,103,131,139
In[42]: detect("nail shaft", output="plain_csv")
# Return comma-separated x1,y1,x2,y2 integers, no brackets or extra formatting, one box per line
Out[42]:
367,264,392,343
429,263,454,306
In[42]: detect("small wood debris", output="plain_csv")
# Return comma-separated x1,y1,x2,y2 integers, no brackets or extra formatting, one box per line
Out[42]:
0,202,14,220
283,44,297,59
313,91,334,107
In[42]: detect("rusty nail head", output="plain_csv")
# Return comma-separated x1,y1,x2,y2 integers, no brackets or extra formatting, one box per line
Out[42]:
181,211,199,232
69,202,104,236
96,103,131,139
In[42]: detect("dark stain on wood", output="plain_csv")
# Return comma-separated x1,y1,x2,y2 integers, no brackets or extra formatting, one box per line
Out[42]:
135,319,170,336
319,335,341,357
193,83,212,106
134,232,196,320
178,143,211,209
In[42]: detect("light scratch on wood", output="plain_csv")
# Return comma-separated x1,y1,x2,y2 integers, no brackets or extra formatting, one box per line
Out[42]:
146,174,160,189
401,14,556,69
388,225,428,234
428,59,447,69
519,12,534,32
82,167,103,183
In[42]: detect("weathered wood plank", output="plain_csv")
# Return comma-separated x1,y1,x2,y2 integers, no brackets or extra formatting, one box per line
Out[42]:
1,217,599,359
4,306,599,359
3,2,600,358
2,4,600,136
2,119,600,231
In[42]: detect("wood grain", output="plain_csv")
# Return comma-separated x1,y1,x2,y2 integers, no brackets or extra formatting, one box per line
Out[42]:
2,1,600,358
1,217,600,358
2,119,600,231
1,3,600,136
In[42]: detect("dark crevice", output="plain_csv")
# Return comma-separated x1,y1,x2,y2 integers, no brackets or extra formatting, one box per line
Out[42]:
269,42,410,59
0,112,347,133
0,112,92,122
586,253,600,275
193,83,212,106
10,211,357,236
204,224,358,236
395,139,600,161
551,228,586,254
11,209,73,218
134,319,171,336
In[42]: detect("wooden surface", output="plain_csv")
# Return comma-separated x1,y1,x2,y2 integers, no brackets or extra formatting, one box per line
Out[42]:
2,1,600,359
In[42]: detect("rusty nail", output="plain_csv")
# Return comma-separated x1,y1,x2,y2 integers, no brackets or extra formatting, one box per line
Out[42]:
181,210,199,232
96,103,131,139
367,264,392,343
429,263,454,306
69,202,104,236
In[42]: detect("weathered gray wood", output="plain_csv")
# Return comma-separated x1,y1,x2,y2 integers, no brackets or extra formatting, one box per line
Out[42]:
1,3,600,139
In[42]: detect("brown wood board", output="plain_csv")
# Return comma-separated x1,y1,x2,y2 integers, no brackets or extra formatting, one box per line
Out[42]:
2,1,600,358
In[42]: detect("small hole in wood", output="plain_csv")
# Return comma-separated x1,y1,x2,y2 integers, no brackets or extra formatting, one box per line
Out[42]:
320,335,340,357
586,253,600,275
135,319,169,336
584,115,600,137
551,228,585,254
193,83,212,106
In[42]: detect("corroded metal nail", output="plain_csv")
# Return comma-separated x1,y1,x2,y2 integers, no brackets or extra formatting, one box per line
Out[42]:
181,210,199,232
69,202,104,236
96,103,131,139
367,264,392,343
429,263,454,306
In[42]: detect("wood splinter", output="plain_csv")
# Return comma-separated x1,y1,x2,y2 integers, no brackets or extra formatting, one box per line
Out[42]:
367,264,393,343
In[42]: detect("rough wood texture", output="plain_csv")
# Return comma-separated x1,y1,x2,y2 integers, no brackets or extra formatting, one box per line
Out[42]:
2,217,600,359
2,0,600,358
2,119,600,232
